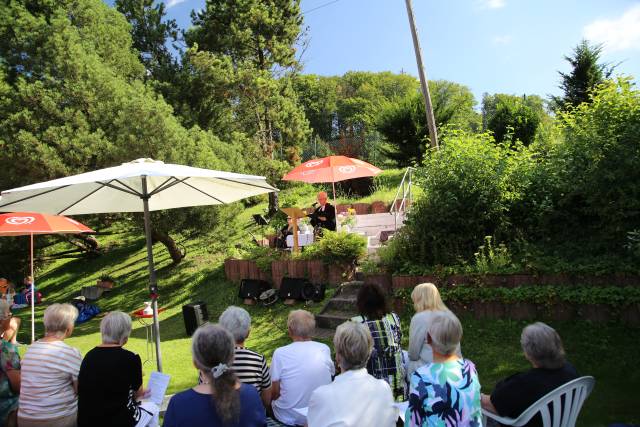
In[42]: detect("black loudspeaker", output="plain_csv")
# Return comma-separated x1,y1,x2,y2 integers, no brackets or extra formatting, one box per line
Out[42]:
279,277,309,301
301,283,326,302
182,301,209,336
239,279,271,300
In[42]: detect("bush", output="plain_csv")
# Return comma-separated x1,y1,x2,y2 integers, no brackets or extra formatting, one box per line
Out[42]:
298,231,367,265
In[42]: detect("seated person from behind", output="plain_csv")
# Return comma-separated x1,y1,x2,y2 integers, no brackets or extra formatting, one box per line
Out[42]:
270,310,334,426
405,311,482,427
78,311,159,427
309,191,336,232
481,322,579,427
307,321,397,427
275,217,296,249
0,300,21,427
218,306,272,410
163,324,265,427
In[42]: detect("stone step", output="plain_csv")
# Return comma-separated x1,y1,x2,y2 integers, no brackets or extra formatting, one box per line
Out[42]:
325,296,357,311
316,311,353,329
353,213,403,227
336,281,364,298
312,327,335,341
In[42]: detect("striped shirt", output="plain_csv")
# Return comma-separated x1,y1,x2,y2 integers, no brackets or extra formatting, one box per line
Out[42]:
18,340,82,420
232,346,271,392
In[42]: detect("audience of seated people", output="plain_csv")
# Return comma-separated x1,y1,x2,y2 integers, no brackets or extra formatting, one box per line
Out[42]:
0,281,590,427
270,309,334,426
163,323,266,427
78,311,159,427
307,321,397,427
351,282,407,401
405,310,482,427
19,303,81,427
218,306,272,409
0,300,20,427
407,283,461,379
481,322,579,427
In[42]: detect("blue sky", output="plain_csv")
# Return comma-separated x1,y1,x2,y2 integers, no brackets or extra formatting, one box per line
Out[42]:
113,0,640,103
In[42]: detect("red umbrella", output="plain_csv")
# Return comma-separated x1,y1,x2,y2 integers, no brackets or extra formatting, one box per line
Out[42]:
0,213,94,342
283,155,382,184
282,156,383,215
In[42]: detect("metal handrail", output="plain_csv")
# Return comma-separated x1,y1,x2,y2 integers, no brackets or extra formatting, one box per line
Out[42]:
389,167,414,230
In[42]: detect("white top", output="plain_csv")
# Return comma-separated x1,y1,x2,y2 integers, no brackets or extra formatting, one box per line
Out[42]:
19,340,82,420
271,341,335,425
307,368,398,427
407,310,462,380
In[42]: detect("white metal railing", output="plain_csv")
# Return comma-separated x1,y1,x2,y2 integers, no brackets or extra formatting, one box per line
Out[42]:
389,167,414,230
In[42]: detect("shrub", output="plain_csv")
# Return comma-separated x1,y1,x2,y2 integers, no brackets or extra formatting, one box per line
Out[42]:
298,231,367,265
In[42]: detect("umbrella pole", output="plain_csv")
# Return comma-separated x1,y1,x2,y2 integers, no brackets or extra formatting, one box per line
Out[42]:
30,233,35,343
142,176,163,372
332,181,339,231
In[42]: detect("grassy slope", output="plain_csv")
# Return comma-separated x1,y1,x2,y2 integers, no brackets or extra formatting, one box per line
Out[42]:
13,175,640,426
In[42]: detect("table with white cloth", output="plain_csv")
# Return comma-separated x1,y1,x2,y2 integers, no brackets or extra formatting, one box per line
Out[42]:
286,232,314,248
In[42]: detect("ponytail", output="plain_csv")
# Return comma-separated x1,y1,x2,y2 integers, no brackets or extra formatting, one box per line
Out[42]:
211,366,240,425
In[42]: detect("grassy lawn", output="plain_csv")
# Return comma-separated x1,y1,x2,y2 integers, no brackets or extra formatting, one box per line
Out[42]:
10,179,640,426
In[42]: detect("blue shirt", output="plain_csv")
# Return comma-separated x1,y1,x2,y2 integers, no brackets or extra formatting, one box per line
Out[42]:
163,383,266,427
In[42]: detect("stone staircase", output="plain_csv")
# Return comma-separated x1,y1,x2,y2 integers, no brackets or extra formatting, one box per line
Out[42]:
314,281,363,337
350,212,405,255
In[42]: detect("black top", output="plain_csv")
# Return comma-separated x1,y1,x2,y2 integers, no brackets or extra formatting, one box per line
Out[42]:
310,203,336,231
490,362,579,427
78,346,143,427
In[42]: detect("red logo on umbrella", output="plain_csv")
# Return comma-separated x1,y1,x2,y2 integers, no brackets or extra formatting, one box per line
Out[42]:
5,216,35,225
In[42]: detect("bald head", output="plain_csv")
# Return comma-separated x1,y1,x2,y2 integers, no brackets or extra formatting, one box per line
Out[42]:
317,191,328,206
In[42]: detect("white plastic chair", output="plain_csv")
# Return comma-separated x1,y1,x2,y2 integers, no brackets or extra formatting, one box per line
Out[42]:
483,376,595,427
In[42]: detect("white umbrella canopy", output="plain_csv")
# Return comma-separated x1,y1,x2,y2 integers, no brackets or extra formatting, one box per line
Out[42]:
0,158,278,371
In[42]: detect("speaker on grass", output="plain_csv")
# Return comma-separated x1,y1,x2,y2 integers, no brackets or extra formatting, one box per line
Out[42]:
239,279,271,300
182,301,209,336
279,277,309,301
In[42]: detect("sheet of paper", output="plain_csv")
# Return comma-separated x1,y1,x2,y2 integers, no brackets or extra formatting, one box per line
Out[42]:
146,371,171,406
394,401,409,423
293,407,308,418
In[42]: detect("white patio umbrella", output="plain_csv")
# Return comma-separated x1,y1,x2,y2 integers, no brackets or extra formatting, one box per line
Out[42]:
0,158,277,371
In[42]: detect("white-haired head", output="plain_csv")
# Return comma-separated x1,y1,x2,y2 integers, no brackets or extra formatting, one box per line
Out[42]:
43,303,78,338
428,311,463,356
521,322,566,369
334,321,372,371
219,306,251,344
287,310,315,339
100,311,132,345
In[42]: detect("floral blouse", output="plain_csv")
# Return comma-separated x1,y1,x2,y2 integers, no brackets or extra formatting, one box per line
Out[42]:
0,340,20,425
405,358,482,427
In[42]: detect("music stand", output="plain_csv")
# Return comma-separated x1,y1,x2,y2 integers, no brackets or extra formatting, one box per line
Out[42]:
281,207,307,253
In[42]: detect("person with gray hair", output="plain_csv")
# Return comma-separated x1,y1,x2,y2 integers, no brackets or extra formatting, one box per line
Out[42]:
163,323,266,426
270,310,334,426
307,321,397,426
219,306,272,409
77,311,159,427
18,303,81,427
481,322,578,427
405,311,482,426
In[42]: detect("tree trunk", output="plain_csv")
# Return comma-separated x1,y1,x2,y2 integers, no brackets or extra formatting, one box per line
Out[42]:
268,192,279,217
151,229,185,264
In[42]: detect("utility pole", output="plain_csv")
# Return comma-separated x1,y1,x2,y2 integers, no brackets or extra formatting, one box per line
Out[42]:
404,0,439,150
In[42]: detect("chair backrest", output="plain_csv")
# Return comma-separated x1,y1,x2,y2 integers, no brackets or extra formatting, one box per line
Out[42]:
510,376,595,427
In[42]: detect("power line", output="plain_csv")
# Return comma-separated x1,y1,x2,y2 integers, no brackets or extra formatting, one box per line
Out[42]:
302,0,341,14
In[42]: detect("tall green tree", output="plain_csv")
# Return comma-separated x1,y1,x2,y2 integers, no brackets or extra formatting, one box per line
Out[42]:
552,39,614,111
0,0,244,263
186,0,303,71
114,0,179,82
482,93,547,146
377,80,481,166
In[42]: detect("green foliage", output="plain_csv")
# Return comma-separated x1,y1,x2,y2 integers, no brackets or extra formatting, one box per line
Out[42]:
552,39,615,111
187,0,303,71
473,236,515,274
298,231,367,265
482,93,548,146
240,246,284,273
377,80,481,165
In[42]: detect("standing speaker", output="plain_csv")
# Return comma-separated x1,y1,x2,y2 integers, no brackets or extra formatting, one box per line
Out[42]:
182,301,209,336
